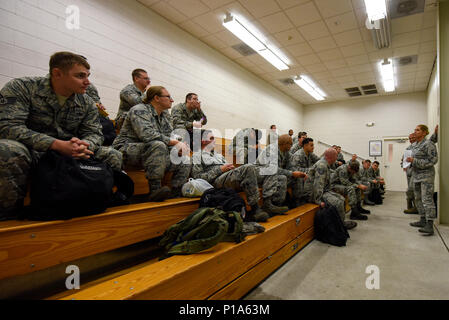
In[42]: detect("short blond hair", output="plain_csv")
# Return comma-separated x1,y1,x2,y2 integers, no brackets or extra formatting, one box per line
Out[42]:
417,124,429,136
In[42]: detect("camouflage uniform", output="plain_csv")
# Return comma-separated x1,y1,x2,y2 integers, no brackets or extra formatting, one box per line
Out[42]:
192,150,286,206
0,75,122,215
112,103,191,190
332,163,362,208
115,84,145,131
228,128,261,165
289,148,319,200
171,102,207,131
359,166,374,198
85,84,101,103
304,158,346,221
289,140,302,155
412,137,438,221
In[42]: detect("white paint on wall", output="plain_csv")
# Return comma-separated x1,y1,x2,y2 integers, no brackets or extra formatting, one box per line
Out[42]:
0,0,303,136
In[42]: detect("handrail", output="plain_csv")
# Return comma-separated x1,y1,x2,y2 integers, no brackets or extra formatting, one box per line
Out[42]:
317,140,366,161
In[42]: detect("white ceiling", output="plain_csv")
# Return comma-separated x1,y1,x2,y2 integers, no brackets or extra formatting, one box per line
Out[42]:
138,0,438,105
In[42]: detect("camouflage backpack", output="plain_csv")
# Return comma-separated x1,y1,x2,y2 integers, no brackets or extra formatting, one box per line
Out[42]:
159,207,245,259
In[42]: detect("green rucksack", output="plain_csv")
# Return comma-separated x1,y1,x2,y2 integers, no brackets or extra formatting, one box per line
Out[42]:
159,207,245,259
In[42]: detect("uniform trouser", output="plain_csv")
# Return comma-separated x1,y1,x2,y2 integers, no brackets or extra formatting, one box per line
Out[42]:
322,191,346,222
406,174,414,201
119,141,191,189
213,164,286,207
414,180,436,220
0,139,123,214
362,182,372,199
333,184,361,208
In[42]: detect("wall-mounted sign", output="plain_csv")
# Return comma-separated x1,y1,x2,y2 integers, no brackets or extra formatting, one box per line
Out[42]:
369,140,382,157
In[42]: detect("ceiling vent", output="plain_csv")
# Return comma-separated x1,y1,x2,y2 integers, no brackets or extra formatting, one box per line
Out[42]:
389,0,425,19
394,55,418,66
361,84,378,95
231,43,257,56
278,78,295,86
345,87,362,97
345,85,378,97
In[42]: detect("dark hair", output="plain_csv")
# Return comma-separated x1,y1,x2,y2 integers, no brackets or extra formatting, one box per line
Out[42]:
270,125,276,129
373,161,380,165
143,86,165,104
348,160,360,172
185,93,198,103
132,69,147,81
302,137,313,147
364,159,372,163
298,131,307,138
49,52,90,75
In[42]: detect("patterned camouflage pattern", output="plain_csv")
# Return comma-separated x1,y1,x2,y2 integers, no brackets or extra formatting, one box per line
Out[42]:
290,148,319,200
171,102,207,131
304,158,346,221
115,84,145,131
331,163,362,207
228,128,260,165
85,83,101,104
289,140,302,155
337,152,345,163
0,76,122,214
192,150,286,206
113,103,190,188
411,137,438,221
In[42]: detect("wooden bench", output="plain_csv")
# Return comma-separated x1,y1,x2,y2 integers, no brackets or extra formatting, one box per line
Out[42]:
50,203,318,300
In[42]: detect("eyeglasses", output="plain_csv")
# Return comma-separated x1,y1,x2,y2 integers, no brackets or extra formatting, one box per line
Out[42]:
140,77,150,81
158,95,173,100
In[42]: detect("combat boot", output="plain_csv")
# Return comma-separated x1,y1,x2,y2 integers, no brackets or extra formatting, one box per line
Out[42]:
358,203,371,214
262,198,289,217
246,204,270,222
364,197,375,206
344,220,357,230
410,216,426,228
419,220,434,235
404,199,418,214
168,187,182,199
148,182,171,202
350,206,368,220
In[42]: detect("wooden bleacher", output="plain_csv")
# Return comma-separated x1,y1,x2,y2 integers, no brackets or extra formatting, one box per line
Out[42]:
0,137,318,300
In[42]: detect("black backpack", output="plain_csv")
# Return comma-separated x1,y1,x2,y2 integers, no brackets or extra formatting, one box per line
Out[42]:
314,205,350,247
199,188,246,214
27,151,132,221
99,115,117,146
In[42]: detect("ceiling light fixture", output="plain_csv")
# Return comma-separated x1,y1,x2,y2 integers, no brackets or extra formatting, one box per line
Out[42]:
223,13,289,71
294,75,326,101
364,0,391,49
379,58,395,92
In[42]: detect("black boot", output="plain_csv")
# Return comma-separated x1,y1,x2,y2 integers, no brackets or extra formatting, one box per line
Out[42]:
246,204,269,222
168,187,182,199
418,220,434,235
364,197,375,206
410,216,426,228
148,181,171,202
358,203,370,214
350,206,368,220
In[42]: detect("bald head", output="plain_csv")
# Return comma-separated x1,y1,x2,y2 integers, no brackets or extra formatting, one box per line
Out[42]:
409,133,416,143
324,148,338,165
278,134,293,152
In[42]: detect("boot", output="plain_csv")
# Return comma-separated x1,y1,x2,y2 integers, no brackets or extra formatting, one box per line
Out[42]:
168,187,182,199
262,198,289,217
344,220,357,230
350,206,368,220
148,186,171,202
364,197,375,206
246,204,270,222
404,199,418,214
358,203,371,215
410,216,426,228
418,220,434,235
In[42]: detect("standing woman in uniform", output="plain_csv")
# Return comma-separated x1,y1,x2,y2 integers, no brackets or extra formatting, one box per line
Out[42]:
407,124,438,235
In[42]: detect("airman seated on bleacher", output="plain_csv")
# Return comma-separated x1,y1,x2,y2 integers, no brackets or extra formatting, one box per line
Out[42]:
192,130,288,222
290,137,320,205
115,69,151,131
0,51,123,219
171,93,207,151
112,86,191,202
368,161,385,193
359,159,376,206
331,160,370,221
257,134,307,207
289,131,307,155
304,148,356,230
229,128,263,165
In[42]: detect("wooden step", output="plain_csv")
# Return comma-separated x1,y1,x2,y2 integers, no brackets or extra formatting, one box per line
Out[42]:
0,197,200,281
54,203,318,300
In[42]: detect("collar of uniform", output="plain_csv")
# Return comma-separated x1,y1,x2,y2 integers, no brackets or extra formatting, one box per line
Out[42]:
183,102,195,116
147,102,169,117
132,83,144,94
36,74,83,108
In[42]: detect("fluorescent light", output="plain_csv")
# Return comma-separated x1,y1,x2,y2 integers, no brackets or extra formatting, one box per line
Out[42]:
258,49,289,71
379,58,395,92
364,0,387,21
223,13,289,71
294,75,326,101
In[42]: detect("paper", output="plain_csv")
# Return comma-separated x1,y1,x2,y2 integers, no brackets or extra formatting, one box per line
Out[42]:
402,150,412,168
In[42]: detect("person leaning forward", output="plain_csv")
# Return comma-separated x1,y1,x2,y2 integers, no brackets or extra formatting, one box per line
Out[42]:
115,69,151,131
112,86,191,202
0,51,123,219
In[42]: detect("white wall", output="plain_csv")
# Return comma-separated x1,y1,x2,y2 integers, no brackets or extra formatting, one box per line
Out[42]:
427,59,439,192
303,92,428,165
0,0,304,137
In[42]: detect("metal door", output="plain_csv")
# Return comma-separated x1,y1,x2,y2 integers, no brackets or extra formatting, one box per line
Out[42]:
383,137,410,192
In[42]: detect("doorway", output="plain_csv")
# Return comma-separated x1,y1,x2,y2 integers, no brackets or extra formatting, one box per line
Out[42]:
383,137,410,192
